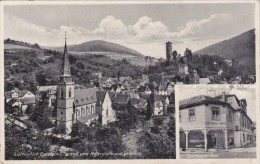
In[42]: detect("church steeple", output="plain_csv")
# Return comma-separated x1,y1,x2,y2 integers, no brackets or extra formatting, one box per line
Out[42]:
60,31,72,82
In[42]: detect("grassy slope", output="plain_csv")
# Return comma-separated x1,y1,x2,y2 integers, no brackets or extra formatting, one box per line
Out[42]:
195,29,255,65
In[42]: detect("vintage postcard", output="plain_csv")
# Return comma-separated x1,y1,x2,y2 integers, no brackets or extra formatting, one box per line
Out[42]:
0,0,259,163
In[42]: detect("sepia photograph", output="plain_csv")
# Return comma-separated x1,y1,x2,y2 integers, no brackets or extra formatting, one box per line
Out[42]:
176,85,256,159
1,1,258,161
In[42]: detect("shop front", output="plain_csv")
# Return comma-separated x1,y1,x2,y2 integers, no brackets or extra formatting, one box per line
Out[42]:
180,129,234,151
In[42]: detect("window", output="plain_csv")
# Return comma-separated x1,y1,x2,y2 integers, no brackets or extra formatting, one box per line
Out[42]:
189,109,196,122
106,108,108,117
77,110,80,117
69,88,72,98
91,105,94,114
61,112,63,116
179,111,182,123
87,106,89,114
60,88,64,99
228,99,233,105
81,107,85,116
229,110,232,122
243,133,245,142
242,115,244,127
212,107,220,121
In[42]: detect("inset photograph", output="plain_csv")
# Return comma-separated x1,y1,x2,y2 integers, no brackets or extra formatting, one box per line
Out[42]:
177,85,256,159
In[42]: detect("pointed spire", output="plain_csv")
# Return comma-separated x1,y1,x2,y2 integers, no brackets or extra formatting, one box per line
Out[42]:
61,31,71,77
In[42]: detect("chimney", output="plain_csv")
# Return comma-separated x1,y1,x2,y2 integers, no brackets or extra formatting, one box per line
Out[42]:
221,92,226,102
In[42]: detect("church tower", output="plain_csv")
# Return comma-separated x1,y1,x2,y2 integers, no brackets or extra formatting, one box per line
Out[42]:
56,32,75,133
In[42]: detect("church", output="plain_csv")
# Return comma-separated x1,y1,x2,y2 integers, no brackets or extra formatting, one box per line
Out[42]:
56,35,116,133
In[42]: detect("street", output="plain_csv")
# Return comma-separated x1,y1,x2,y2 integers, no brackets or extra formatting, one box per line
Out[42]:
181,142,256,159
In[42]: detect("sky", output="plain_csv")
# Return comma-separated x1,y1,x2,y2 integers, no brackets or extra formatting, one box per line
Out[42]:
4,3,255,58
176,85,256,122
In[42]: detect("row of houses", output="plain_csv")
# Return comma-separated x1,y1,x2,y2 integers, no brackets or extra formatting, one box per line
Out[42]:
5,88,36,114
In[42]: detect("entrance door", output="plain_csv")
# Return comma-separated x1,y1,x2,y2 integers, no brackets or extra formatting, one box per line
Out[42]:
207,135,216,149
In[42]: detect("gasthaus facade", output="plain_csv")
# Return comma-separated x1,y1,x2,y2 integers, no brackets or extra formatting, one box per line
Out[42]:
179,92,254,151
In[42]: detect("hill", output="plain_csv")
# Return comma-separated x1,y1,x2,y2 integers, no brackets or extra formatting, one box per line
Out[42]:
53,40,144,57
195,29,255,65
4,38,41,50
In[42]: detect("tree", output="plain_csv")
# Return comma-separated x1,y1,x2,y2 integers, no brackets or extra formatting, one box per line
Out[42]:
30,92,52,131
25,104,35,115
146,93,154,120
137,132,175,159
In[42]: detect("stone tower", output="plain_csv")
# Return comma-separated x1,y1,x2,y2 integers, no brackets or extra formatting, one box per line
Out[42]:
56,32,75,133
166,41,172,62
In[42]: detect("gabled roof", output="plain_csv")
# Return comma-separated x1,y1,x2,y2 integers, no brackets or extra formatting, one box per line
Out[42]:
5,90,32,99
7,98,21,106
138,93,149,100
130,98,142,105
20,98,36,105
119,76,133,84
108,92,116,102
74,88,99,107
179,95,225,109
162,75,175,83
215,94,241,107
37,85,57,92
96,91,106,103
114,93,130,104
129,93,140,99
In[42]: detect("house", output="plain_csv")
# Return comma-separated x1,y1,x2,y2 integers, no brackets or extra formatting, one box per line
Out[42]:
130,98,146,111
154,95,169,116
158,83,167,95
5,89,35,103
5,89,36,113
224,59,233,67
179,63,189,75
179,93,254,151
37,85,57,107
96,91,116,125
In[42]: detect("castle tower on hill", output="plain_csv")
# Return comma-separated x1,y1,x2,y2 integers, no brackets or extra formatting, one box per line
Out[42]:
166,41,172,61
56,32,75,133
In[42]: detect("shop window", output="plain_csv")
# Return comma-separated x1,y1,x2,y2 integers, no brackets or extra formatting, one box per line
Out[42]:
189,109,196,122
211,107,220,120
